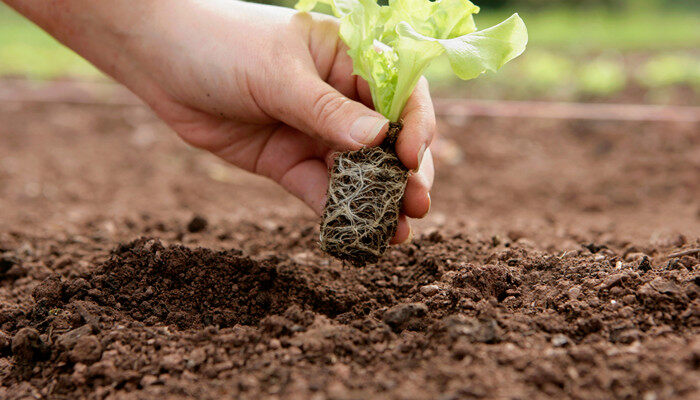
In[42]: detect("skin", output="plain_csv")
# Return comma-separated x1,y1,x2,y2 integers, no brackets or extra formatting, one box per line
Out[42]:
4,0,435,243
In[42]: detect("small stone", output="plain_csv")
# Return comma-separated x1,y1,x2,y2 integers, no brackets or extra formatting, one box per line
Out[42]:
71,363,87,385
598,273,628,290
141,375,158,387
160,353,184,371
551,334,570,347
638,256,652,272
269,339,281,350
446,315,501,344
56,325,93,350
648,277,681,295
11,328,50,363
186,215,208,233
87,360,117,381
0,330,11,352
5,264,27,279
383,303,428,332
426,230,443,243
69,335,102,364
420,285,440,297
0,254,19,274
625,252,647,262
53,255,73,269
186,348,207,369
567,286,582,300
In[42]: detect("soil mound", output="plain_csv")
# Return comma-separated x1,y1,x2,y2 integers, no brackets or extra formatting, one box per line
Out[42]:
78,238,361,329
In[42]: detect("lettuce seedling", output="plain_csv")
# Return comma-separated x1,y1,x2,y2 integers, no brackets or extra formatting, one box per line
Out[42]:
297,0,527,121
296,0,527,265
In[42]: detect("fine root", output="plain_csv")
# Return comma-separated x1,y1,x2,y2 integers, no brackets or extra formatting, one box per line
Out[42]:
320,123,408,266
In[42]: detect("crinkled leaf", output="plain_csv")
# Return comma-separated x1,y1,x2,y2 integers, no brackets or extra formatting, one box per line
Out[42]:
397,13,528,80
294,0,528,121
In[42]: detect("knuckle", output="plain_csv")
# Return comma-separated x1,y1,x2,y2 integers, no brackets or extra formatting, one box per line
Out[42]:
311,89,350,131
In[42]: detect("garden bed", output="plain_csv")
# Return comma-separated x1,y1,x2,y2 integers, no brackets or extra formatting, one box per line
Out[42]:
0,99,698,399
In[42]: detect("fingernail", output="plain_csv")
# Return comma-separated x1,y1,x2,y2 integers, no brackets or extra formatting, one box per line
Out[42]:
415,143,427,171
421,193,431,218
401,225,414,245
349,116,388,145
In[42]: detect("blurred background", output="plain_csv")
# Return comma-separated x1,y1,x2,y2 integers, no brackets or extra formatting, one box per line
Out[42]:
1,0,698,105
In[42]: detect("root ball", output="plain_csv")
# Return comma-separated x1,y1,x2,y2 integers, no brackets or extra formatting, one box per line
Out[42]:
320,123,408,266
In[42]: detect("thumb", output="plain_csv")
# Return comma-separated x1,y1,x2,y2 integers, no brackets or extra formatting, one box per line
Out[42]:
274,76,389,151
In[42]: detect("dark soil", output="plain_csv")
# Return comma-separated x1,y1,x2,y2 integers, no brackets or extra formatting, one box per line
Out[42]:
0,91,698,399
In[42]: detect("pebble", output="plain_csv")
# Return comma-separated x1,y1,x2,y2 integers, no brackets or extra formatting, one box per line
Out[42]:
160,353,184,371
0,330,10,352
567,286,582,300
625,252,647,262
140,375,158,387
420,285,440,297
70,335,102,364
0,254,19,274
648,277,681,295
56,325,93,350
638,256,652,272
186,348,207,369
551,334,570,347
186,215,208,233
11,328,50,363
383,303,428,332
5,264,27,279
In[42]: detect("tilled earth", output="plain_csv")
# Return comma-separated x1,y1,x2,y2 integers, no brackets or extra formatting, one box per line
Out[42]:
0,97,699,399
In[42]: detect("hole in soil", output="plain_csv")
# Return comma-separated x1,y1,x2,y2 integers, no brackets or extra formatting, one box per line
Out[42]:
73,238,361,329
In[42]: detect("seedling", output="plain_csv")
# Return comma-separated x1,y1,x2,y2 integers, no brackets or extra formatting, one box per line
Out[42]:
296,0,528,265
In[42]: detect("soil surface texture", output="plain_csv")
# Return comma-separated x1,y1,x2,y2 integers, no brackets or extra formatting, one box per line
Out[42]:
0,95,699,399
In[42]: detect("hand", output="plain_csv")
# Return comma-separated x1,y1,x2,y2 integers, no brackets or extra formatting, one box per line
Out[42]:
6,0,435,243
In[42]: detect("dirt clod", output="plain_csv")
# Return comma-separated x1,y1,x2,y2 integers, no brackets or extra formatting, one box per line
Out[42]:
638,255,652,272
187,215,208,233
70,335,102,364
32,275,64,309
0,330,11,353
11,327,50,364
56,325,93,351
383,302,428,332
420,284,440,297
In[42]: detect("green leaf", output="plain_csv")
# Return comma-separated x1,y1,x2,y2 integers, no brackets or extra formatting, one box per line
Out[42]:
397,13,528,80
294,0,528,121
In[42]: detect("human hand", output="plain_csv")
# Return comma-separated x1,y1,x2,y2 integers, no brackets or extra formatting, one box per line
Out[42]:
7,0,435,243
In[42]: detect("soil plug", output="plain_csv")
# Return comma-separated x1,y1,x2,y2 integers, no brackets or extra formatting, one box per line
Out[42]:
296,0,528,264
321,123,408,266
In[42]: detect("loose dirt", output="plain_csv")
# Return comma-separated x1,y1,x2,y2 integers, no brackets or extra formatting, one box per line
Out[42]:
0,96,698,399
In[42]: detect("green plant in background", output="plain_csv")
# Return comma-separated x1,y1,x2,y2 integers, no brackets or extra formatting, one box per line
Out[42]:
638,54,700,90
577,57,626,96
0,5,100,79
520,50,574,90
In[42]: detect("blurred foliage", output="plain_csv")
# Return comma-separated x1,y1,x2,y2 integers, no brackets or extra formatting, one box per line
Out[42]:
577,57,627,96
638,54,700,89
0,5,100,78
0,1,698,104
